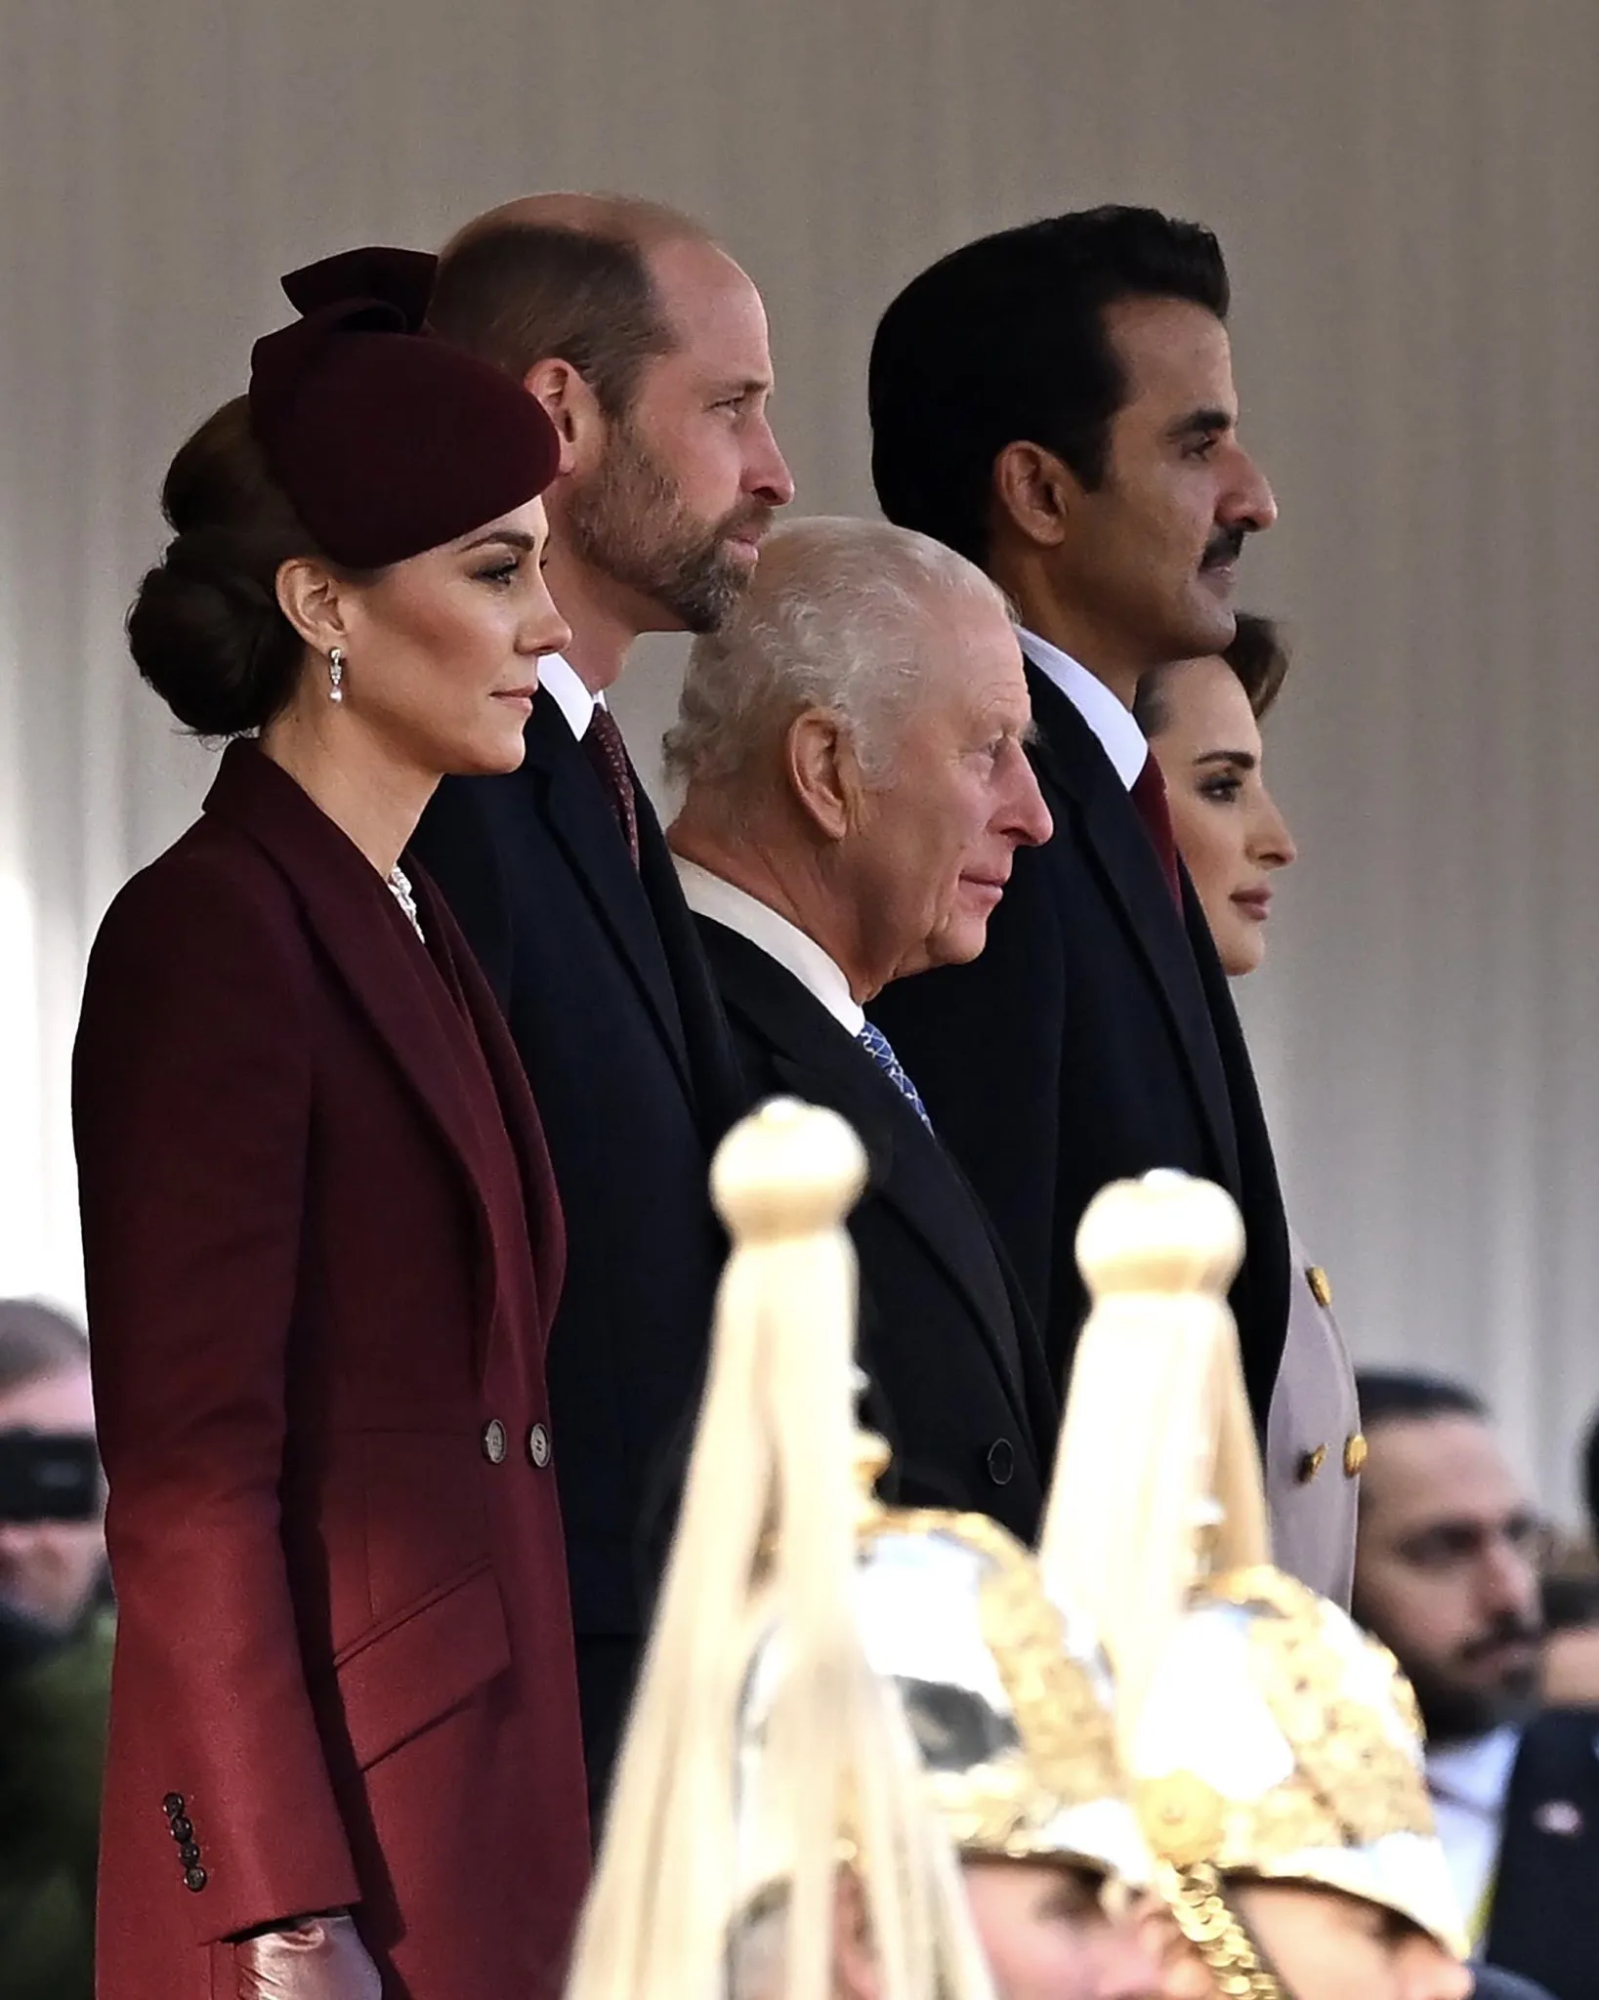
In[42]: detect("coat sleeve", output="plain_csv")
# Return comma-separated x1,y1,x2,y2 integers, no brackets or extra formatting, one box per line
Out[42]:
72,855,361,1946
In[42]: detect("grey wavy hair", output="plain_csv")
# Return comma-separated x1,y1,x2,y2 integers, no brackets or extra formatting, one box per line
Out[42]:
663,516,1010,795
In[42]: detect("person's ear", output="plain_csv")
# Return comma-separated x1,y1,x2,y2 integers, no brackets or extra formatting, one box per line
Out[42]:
524,356,605,480
832,1868,881,2000
275,558,358,660
992,439,1077,550
786,709,864,843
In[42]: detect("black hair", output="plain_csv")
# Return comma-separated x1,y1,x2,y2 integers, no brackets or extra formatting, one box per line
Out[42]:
869,204,1230,564
1134,611,1290,737
1354,1369,1488,1429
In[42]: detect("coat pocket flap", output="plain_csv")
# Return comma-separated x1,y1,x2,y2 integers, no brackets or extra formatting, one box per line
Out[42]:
333,1561,511,1771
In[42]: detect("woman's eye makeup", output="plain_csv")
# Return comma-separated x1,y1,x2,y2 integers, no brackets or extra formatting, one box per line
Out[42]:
1199,772,1243,802
476,557,521,587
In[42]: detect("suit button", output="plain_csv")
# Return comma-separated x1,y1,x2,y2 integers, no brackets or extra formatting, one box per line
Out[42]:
170,1816,193,1842
985,1439,1015,1487
162,1793,184,1819
1306,1265,1333,1308
179,1841,200,1866
528,1423,551,1468
481,1419,508,1464
1297,1445,1328,1484
184,1867,208,1893
1343,1433,1368,1477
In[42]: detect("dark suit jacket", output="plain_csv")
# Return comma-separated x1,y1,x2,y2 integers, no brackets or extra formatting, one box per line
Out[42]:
870,662,1290,1423
1483,1708,1599,2000
697,916,1057,1540
73,742,587,2000
410,690,743,1798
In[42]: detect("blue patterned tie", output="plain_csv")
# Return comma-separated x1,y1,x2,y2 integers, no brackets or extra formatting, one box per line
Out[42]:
856,1021,934,1132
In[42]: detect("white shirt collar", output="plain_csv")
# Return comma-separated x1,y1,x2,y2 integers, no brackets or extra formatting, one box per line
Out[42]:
1016,625,1148,790
538,653,604,742
1426,1725,1522,1815
673,856,865,1035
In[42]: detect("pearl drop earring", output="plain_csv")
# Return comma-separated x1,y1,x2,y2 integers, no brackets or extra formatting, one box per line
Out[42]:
329,647,345,704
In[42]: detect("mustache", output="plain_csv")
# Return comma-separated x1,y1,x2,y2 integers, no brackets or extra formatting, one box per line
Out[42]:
1201,524,1247,570
1458,1613,1542,1662
717,500,776,543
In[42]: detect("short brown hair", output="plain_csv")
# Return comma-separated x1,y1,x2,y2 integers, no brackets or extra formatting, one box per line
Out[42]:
428,223,676,419
0,1301,89,1397
1134,611,1290,738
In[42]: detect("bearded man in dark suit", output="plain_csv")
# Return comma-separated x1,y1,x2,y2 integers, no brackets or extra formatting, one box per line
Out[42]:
411,195,794,1811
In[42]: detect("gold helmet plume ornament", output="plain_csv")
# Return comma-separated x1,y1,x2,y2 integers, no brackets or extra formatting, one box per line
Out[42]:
1043,1171,1467,1998
560,1098,995,2000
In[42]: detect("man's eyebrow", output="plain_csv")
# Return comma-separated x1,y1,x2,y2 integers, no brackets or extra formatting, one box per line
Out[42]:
1164,406,1233,442
705,375,772,398
1194,748,1257,772
459,529,538,553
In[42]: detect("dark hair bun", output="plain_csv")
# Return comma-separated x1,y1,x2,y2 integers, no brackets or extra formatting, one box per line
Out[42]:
128,526,303,737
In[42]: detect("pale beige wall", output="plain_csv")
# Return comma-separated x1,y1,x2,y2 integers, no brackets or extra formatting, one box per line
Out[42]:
3,0,1597,1513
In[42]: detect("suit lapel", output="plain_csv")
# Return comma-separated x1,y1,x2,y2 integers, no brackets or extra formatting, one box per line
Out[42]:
700,919,1037,1438
1025,662,1242,1192
203,742,508,1344
521,692,696,1099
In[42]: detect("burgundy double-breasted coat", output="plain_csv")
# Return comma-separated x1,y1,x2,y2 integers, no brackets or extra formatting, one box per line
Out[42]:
73,741,589,1999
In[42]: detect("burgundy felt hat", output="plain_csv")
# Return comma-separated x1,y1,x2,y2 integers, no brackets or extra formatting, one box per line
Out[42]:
248,245,560,570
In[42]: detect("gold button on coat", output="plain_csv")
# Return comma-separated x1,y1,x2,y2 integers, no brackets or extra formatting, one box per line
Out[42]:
1344,1433,1368,1477
1297,1445,1327,1484
1306,1265,1333,1308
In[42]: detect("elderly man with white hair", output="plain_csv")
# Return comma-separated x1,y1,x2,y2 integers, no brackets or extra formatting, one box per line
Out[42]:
665,515,1058,1537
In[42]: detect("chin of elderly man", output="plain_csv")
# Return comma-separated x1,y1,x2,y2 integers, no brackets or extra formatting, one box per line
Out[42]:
666,516,1058,1539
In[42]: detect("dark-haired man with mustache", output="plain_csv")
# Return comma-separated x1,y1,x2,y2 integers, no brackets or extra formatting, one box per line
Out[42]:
1353,1372,1599,2000
868,208,1293,1452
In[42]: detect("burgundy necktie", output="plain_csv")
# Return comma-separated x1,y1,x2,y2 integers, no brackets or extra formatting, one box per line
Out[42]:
584,705,640,869
1130,753,1183,911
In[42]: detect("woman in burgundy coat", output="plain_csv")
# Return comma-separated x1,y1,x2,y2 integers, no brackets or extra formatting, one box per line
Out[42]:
72,250,589,1999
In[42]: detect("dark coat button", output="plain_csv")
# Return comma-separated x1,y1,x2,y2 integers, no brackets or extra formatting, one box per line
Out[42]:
163,1793,185,1818
481,1419,508,1464
184,1867,208,1892
170,1816,193,1842
985,1438,1015,1486
527,1422,551,1468
179,1841,201,1865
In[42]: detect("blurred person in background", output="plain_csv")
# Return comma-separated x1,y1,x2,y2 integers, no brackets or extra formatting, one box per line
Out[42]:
1352,1371,1599,2000
1533,1406,1599,1706
0,1299,111,2000
1138,614,1364,1605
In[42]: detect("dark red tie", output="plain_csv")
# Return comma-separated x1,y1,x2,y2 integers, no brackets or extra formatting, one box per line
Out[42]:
1131,754,1182,911
584,706,640,869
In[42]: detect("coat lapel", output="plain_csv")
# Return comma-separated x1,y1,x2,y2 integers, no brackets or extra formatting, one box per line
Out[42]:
520,693,696,1100
1024,662,1242,1192
700,918,1038,1440
202,742,508,1343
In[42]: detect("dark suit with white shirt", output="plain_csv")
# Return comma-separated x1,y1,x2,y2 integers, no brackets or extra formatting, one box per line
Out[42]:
869,653,1291,1430
1474,1710,1599,2000
410,672,745,1812
688,892,1058,1539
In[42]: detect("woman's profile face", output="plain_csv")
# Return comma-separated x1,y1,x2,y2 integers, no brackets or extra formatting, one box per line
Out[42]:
1146,655,1296,978
333,494,569,779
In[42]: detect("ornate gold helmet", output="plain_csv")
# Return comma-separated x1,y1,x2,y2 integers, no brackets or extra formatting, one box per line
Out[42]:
734,1492,1147,1903
1043,1171,1468,1996
1130,1565,1467,1965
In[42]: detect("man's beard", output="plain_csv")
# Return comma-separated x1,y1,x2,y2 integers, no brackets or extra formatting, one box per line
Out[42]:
1396,1616,1544,1745
564,417,769,634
